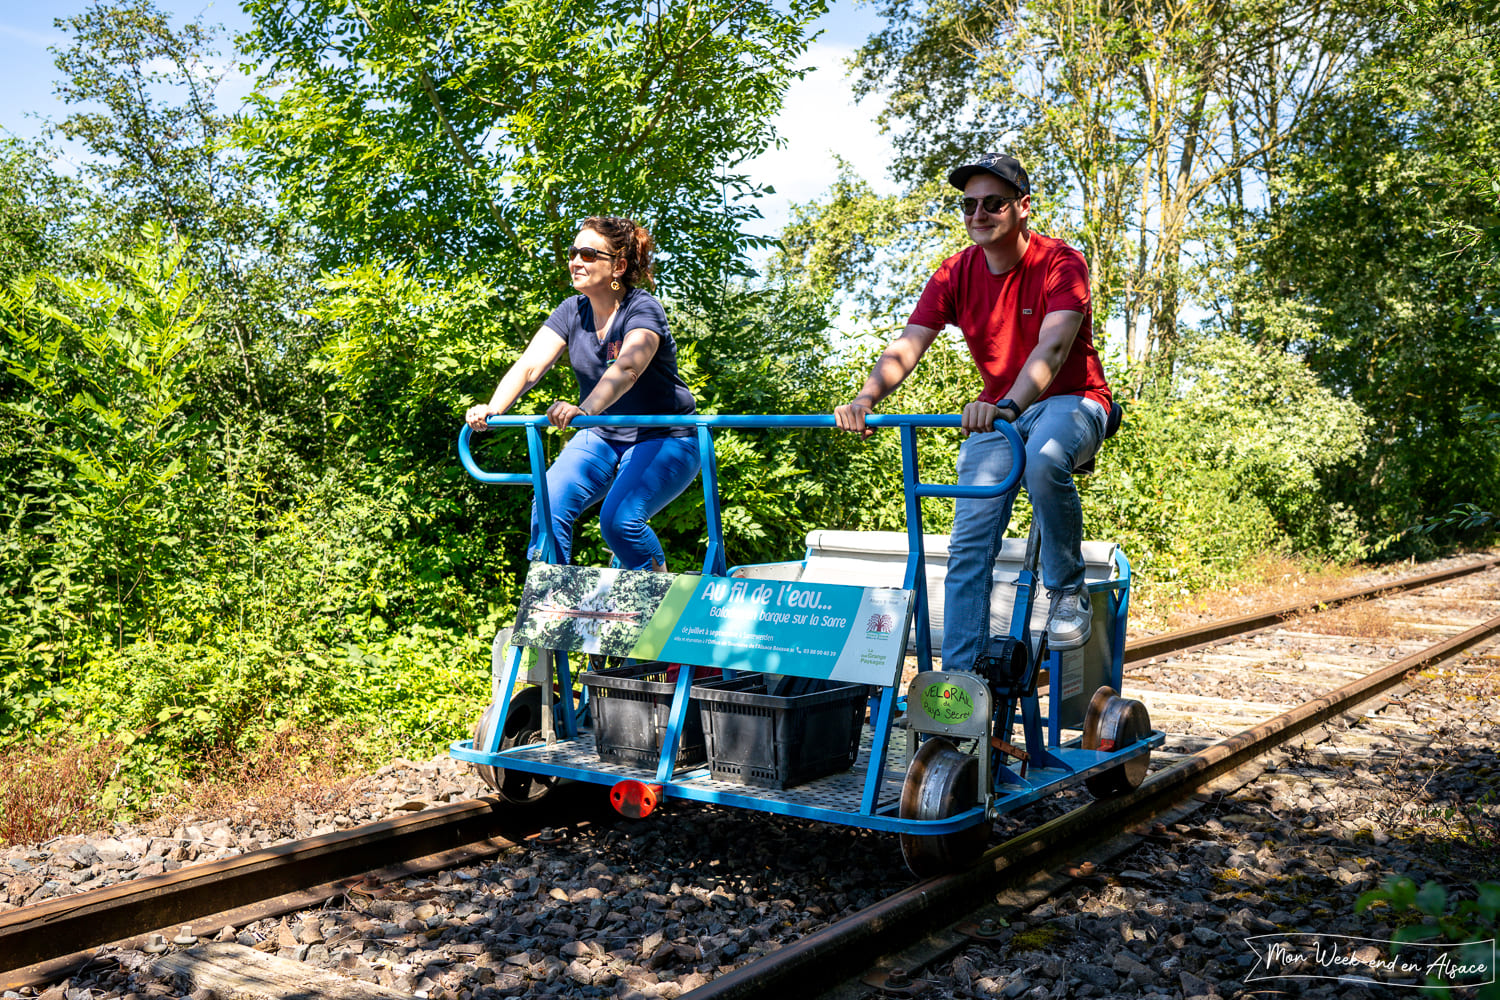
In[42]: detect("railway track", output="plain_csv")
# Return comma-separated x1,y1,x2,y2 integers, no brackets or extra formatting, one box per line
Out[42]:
3,553,1497,998
0,788,612,989
702,608,1500,999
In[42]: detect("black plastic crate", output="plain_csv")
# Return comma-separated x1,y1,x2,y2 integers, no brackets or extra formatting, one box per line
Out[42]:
580,662,744,770
693,676,868,788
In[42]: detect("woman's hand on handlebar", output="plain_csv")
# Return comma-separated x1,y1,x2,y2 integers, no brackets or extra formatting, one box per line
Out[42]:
547,400,587,430
465,403,499,431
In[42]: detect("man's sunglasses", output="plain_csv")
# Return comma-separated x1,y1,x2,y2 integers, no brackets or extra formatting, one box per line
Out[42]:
568,245,618,262
960,194,1019,216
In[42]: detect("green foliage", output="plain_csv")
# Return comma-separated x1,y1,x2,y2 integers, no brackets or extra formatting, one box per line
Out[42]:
65,624,491,804
1085,331,1369,592
52,0,233,241
1409,405,1499,536
0,140,80,282
776,165,967,331
235,0,836,580
3,463,505,800
1243,29,1500,551
240,0,828,305
852,0,1386,363
48,0,333,465
671,281,844,565
0,222,512,798
1413,503,1497,535
2,222,210,651
1387,0,1500,268
1357,877,1500,997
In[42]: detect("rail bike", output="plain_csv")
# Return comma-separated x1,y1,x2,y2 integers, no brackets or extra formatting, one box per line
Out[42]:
449,414,1161,876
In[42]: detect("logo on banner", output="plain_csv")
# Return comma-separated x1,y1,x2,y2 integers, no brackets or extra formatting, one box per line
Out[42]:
865,612,895,638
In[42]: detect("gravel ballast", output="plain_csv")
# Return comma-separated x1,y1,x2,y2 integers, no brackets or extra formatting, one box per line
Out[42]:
3,557,1497,1000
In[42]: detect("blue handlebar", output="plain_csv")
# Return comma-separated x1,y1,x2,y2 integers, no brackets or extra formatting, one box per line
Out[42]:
457,413,1025,500
460,412,1025,673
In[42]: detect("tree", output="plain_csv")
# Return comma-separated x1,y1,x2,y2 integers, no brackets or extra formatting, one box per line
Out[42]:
51,0,325,434
240,0,828,312
236,0,831,578
0,142,78,283
1242,28,1500,549
2,223,210,650
851,0,1384,367
1385,0,1500,269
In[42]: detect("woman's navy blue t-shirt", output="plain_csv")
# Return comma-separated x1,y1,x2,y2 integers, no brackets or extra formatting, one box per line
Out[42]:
543,289,696,443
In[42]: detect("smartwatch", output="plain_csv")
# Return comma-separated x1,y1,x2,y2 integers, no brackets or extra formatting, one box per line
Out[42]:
994,398,1022,421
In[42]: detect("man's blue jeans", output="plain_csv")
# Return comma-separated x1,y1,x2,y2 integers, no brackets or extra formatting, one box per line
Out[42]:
941,394,1107,672
528,430,701,570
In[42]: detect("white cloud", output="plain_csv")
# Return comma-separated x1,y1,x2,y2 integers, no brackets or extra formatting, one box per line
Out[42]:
742,41,899,243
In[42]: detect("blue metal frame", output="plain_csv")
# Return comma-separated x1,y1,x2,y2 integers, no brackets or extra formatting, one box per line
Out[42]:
451,412,1159,833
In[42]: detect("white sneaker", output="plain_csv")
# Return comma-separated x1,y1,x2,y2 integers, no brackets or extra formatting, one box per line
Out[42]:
1046,588,1092,651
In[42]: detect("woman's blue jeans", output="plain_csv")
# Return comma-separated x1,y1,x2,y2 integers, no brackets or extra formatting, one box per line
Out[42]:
941,394,1107,672
527,430,701,570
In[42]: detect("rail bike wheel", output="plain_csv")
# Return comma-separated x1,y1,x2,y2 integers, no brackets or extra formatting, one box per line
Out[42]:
899,737,990,877
1080,686,1152,799
471,685,560,805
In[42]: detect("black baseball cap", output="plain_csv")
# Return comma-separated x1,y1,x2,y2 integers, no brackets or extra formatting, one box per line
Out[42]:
948,153,1030,195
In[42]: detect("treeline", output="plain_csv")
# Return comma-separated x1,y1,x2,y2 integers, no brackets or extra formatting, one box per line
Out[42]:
0,0,1495,810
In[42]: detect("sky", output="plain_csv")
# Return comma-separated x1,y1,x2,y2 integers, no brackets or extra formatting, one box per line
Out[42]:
0,0,901,251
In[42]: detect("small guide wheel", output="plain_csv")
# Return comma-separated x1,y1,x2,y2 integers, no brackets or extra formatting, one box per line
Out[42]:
1080,686,1152,799
1080,685,1117,750
471,685,560,805
899,737,990,877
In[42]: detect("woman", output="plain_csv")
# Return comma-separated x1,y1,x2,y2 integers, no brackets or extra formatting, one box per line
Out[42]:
465,216,699,571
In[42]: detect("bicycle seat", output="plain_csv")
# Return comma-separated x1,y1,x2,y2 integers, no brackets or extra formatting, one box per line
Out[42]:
1073,400,1124,476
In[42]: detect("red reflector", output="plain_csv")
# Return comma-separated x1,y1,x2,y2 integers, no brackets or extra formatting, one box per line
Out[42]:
610,780,663,819
1098,739,1118,753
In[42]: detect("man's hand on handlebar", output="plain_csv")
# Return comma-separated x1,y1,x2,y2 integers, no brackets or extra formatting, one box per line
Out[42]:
834,397,877,439
960,400,1012,435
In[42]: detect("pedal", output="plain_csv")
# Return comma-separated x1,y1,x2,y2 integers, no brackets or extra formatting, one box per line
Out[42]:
989,736,1029,777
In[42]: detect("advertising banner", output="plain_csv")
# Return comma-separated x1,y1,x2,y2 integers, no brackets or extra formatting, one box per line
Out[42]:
511,563,912,686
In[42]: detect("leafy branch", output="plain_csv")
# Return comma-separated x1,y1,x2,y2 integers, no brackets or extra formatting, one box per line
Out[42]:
1356,877,1500,997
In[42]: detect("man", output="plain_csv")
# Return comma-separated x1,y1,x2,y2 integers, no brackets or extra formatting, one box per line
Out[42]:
834,153,1112,669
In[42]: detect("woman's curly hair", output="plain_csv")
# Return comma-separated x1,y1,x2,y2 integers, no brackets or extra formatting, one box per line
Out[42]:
581,215,655,291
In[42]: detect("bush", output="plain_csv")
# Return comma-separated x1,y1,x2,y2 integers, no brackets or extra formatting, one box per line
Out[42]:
1083,332,1369,595
41,621,491,810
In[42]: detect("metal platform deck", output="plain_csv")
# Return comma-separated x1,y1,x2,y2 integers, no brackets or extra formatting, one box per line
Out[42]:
498,723,917,813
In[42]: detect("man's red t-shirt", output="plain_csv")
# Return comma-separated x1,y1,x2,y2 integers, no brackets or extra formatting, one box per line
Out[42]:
907,235,1111,409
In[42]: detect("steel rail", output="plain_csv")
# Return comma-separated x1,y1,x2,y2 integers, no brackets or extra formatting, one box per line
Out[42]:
685,613,1500,1000
1122,554,1500,668
0,787,603,988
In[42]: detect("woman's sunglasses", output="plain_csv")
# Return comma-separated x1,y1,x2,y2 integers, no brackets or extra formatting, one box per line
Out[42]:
568,245,618,262
960,194,1019,216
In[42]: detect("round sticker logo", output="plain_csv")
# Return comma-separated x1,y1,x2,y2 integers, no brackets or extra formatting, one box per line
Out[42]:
920,681,975,724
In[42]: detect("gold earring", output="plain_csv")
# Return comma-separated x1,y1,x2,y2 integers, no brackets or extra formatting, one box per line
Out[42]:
611,278,621,291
